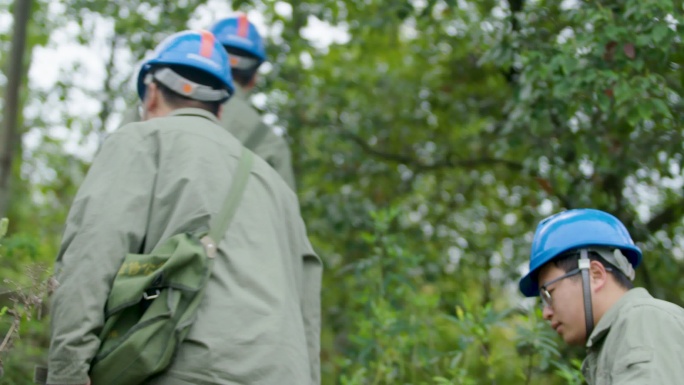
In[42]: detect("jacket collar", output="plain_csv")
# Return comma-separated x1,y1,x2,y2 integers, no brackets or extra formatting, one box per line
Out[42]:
586,287,652,348
168,108,221,125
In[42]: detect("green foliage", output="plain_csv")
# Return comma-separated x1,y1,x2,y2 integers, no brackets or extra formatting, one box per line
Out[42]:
262,0,683,382
2,0,684,383
554,359,585,385
330,209,581,384
0,219,53,384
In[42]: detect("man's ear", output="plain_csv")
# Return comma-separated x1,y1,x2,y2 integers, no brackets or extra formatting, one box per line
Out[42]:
589,260,609,292
142,83,159,120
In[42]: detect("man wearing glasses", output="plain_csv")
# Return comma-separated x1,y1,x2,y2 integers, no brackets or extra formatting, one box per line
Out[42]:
519,208,684,385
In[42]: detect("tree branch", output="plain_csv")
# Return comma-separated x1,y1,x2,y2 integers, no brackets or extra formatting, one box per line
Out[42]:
645,198,684,236
339,129,524,172
0,313,18,353
96,34,119,146
502,0,526,84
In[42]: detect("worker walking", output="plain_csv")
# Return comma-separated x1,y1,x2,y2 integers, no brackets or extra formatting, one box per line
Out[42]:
47,30,321,385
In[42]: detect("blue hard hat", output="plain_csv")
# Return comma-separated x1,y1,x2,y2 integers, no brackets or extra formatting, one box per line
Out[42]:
209,14,267,63
519,209,642,297
137,30,234,101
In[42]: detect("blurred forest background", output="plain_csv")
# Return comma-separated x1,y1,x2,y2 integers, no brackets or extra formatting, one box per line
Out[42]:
1,0,683,384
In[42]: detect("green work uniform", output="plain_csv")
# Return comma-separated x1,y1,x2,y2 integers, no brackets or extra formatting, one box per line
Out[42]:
120,85,296,191
220,85,295,191
582,288,684,385
48,108,321,385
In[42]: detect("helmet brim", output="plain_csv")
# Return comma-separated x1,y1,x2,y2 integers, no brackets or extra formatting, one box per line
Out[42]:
518,243,642,298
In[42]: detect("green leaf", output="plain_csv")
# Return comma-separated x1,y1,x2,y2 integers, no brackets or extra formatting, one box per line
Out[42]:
0,218,7,239
651,23,671,43
652,99,672,118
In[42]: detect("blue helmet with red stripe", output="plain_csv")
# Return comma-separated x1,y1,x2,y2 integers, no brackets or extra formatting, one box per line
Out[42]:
137,30,234,102
209,14,266,64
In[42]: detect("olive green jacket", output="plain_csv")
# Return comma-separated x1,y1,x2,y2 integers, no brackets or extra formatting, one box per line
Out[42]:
48,108,321,385
120,86,295,190
582,288,684,385
221,86,295,191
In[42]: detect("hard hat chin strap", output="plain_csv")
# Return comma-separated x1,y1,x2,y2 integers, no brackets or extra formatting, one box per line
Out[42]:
579,248,594,340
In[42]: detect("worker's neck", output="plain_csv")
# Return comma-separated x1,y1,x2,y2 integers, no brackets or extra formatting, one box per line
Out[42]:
592,283,628,325
143,103,173,120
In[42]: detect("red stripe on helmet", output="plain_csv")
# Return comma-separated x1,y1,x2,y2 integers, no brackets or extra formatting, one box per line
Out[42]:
199,30,215,58
237,14,249,37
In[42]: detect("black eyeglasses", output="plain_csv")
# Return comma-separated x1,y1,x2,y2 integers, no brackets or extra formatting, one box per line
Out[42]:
539,264,613,308
539,268,582,308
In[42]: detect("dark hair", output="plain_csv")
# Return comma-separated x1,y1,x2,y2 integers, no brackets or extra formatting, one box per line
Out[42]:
552,250,634,290
151,65,224,116
225,46,260,87
231,68,258,87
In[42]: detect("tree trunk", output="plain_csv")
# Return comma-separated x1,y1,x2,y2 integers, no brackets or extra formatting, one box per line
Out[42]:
97,34,120,147
0,0,33,218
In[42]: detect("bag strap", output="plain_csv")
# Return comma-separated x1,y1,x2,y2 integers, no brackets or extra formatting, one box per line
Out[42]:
209,148,254,242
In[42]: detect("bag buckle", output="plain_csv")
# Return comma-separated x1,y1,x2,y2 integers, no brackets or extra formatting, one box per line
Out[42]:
200,235,217,259
143,289,161,300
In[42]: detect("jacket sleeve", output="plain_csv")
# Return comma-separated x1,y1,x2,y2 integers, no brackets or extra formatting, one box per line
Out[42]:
609,306,684,385
274,140,296,192
255,123,296,191
293,203,322,385
303,247,323,385
47,127,156,384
